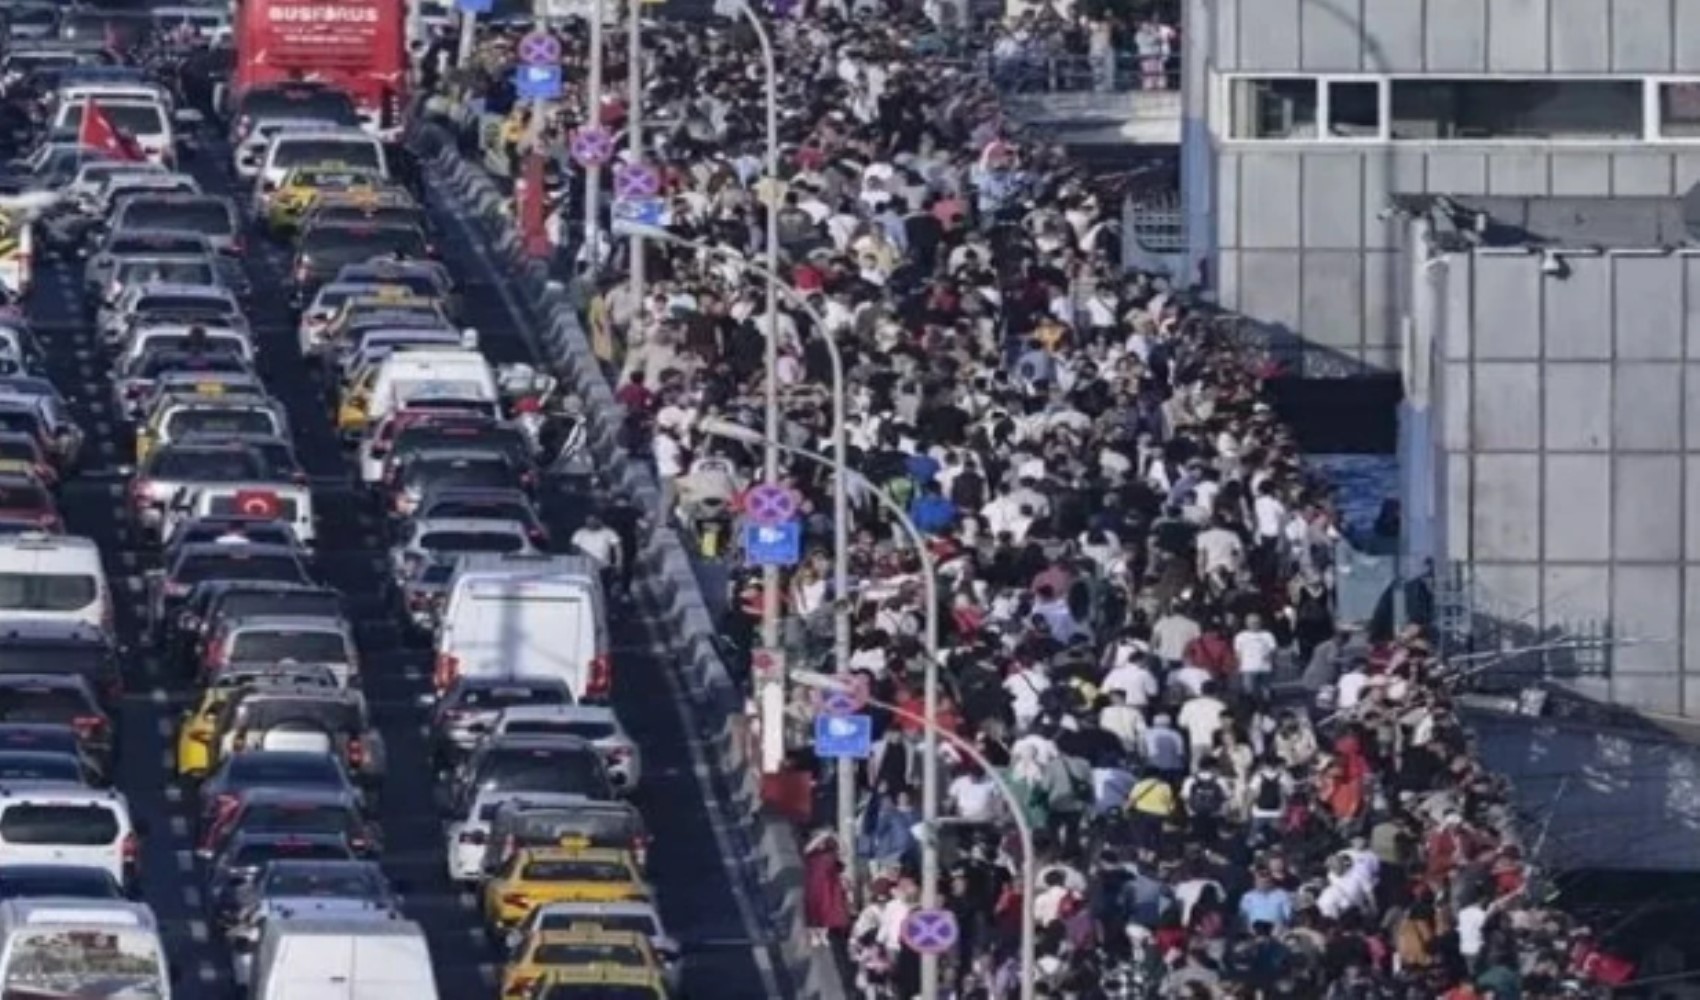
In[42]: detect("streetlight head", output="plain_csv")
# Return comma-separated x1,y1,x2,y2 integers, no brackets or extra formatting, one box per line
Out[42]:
697,415,766,446
787,669,842,692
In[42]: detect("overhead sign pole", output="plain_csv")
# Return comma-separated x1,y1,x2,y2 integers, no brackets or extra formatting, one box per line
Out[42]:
583,0,606,278
626,0,645,325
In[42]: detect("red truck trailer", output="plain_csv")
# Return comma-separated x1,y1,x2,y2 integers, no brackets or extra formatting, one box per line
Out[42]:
233,0,407,135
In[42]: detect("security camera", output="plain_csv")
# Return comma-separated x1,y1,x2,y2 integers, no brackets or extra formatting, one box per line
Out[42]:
1540,250,1569,279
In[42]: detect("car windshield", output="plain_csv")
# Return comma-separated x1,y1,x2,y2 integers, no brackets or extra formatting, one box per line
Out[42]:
61,102,164,134
174,523,294,548
403,458,515,492
299,227,426,269
231,840,352,867
0,574,94,612
480,746,606,799
242,90,356,122
0,482,48,513
230,631,347,663
339,271,439,296
0,803,117,845
274,140,380,171
138,353,249,379
0,867,117,899
174,552,303,586
504,719,618,742
316,205,419,229
149,448,264,480
4,929,163,998
135,294,230,314
226,754,340,787
424,497,533,522
521,858,629,883
0,687,88,722
239,802,355,838
117,260,217,287
122,201,234,237
0,753,80,783
419,531,525,555
0,641,107,675
538,913,658,937
456,685,569,711
532,942,648,966
216,592,340,622
164,409,276,439
262,865,382,898
110,234,206,255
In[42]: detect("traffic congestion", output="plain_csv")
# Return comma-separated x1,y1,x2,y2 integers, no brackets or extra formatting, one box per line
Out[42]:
0,4,771,999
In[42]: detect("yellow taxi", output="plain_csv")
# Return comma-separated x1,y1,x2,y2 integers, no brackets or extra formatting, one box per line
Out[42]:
483,847,649,933
521,967,669,1000
265,164,388,237
501,927,659,998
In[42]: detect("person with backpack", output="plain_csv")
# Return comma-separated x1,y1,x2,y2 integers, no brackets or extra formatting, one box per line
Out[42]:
1248,756,1294,844
1181,759,1235,839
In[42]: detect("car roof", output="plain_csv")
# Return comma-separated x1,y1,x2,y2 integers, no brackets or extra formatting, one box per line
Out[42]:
482,733,595,753
234,786,358,807
412,518,529,535
174,541,302,559
130,282,235,298
498,705,619,725
0,620,110,644
0,674,96,692
223,614,350,632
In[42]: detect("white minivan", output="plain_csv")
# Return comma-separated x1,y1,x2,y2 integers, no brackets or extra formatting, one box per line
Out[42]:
367,348,498,426
0,900,170,1000
252,916,438,1000
435,554,611,702
0,786,138,886
0,534,114,636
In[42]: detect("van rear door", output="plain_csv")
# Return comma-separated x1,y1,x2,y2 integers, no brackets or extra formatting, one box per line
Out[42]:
448,585,595,697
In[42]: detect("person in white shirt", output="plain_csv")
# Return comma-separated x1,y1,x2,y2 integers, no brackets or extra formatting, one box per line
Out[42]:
1004,663,1050,729
1195,519,1245,578
1097,690,1145,750
1336,660,1370,711
1233,614,1279,698
571,514,624,594
1176,682,1228,769
947,768,1000,822
1101,656,1159,709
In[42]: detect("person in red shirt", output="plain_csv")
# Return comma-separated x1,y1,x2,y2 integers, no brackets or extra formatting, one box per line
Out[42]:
614,370,655,414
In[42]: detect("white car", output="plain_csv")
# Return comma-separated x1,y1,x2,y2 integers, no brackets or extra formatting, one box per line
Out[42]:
0,785,137,888
444,789,591,885
489,705,642,791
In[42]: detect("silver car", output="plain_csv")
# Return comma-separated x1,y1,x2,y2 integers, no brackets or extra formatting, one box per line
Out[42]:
388,516,538,588
487,705,642,791
110,193,242,256
82,228,214,296
128,440,279,538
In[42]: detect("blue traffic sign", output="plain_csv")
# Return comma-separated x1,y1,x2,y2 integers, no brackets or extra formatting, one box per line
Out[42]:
610,197,666,235
514,65,562,101
743,521,801,567
901,908,959,955
456,0,493,11
813,714,872,759
518,31,562,66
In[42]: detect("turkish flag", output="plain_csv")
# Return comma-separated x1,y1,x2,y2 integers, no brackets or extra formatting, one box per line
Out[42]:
78,101,143,162
232,490,283,520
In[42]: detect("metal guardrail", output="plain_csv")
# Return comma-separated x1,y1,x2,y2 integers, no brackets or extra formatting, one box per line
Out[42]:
939,50,1181,95
406,117,842,1000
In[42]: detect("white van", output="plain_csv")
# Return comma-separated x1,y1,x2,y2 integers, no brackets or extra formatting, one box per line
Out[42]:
0,534,113,636
436,555,610,702
0,786,138,886
252,916,437,1000
52,98,175,165
258,129,389,196
0,900,170,1000
367,349,498,425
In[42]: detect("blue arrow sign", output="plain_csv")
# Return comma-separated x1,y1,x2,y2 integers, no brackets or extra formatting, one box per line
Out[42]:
743,521,801,568
813,714,871,759
456,0,493,11
610,198,666,236
514,65,562,102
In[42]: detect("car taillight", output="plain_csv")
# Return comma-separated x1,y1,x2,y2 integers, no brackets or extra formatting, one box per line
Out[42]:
205,638,228,671
346,737,366,769
519,469,537,490
36,513,59,531
500,893,529,910
526,527,548,545
433,653,459,692
122,832,139,865
70,715,105,740
213,794,239,821
32,464,51,483
586,654,612,700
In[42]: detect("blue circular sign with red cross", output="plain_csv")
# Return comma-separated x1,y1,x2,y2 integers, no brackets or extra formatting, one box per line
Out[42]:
743,483,797,527
518,31,561,66
901,908,958,955
570,127,614,167
613,162,660,200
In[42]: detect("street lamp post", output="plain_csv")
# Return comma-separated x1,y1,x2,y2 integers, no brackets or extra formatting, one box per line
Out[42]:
787,669,1037,1000
696,417,946,995
582,0,606,279
625,0,645,315
623,225,855,874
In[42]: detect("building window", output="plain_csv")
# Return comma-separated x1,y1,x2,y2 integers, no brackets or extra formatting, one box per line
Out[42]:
1326,80,1383,138
1229,78,1318,139
1388,79,1644,140
1657,81,1700,138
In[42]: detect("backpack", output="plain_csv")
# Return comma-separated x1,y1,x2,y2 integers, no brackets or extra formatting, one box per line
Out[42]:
1254,772,1286,812
1187,775,1226,817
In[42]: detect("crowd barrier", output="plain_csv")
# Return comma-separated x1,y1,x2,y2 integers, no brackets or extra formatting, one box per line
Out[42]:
406,120,844,1000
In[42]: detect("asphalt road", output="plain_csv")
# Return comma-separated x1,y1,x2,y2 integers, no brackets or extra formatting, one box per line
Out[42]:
26,135,780,998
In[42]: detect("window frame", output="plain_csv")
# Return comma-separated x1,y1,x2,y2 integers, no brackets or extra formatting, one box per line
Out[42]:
1218,73,1700,145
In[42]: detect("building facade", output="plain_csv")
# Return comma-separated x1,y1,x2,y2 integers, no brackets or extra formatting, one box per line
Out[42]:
1181,0,1700,375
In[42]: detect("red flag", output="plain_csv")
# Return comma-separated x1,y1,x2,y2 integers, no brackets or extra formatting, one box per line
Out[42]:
78,102,143,162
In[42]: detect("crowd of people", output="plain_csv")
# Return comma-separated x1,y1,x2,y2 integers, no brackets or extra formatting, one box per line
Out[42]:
420,4,1646,999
